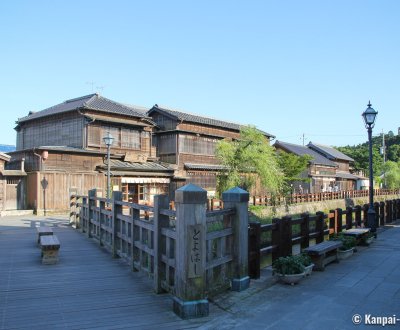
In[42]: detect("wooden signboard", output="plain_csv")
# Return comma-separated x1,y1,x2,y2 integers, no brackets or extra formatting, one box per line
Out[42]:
124,152,147,163
188,224,204,278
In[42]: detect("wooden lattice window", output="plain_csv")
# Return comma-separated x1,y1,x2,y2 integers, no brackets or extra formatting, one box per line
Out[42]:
158,134,176,154
88,125,101,146
178,134,217,155
121,128,141,149
102,126,120,148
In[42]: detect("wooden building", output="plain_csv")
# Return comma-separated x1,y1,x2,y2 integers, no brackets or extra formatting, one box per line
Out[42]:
10,94,274,212
148,104,274,197
11,94,174,213
274,140,338,193
274,140,361,193
0,152,26,213
307,142,359,191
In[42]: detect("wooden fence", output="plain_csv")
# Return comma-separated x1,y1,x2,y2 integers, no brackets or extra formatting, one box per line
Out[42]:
248,198,400,279
70,184,250,319
207,188,400,210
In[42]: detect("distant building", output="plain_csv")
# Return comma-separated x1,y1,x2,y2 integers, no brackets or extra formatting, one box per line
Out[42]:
307,142,359,191
274,140,361,193
274,140,337,194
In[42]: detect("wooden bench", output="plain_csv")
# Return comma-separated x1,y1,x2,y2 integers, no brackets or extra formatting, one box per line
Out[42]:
342,228,371,245
37,226,53,244
40,235,60,265
303,240,343,271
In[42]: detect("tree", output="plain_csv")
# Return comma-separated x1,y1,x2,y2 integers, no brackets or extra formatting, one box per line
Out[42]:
276,151,312,190
337,144,383,175
388,145,400,163
381,161,400,189
215,126,283,196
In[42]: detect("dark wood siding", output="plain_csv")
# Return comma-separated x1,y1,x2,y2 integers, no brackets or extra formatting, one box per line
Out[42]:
27,171,106,211
336,160,350,172
178,154,219,170
41,152,104,172
17,112,84,150
177,122,241,139
152,113,177,130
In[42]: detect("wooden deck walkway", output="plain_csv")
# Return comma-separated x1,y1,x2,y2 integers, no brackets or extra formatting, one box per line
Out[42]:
0,216,221,330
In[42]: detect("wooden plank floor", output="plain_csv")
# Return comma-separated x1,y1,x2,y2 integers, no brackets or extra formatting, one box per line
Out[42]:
0,216,222,330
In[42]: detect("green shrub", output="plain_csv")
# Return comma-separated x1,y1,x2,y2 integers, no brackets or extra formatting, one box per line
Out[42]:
331,233,356,251
295,253,313,267
272,255,305,275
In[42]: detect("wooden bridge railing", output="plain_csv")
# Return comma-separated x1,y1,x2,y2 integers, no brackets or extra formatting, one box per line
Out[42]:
248,198,400,279
70,184,249,319
207,188,400,210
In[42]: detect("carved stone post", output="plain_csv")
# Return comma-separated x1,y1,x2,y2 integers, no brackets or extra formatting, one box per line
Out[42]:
222,187,250,291
173,184,208,319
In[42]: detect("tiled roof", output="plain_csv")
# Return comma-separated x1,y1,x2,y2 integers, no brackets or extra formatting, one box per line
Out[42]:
99,159,174,172
307,142,354,162
274,140,337,167
149,105,274,138
335,171,359,180
18,94,151,123
0,152,11,162
184,163,227,171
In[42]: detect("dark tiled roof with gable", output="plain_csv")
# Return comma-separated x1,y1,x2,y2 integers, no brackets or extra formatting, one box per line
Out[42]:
274,140,337,167
148,105,274,138
18,94,152,123
307,142,354,162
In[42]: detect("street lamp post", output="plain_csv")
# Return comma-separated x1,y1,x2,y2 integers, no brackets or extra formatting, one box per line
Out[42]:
103,132,114,205
362,101,378,235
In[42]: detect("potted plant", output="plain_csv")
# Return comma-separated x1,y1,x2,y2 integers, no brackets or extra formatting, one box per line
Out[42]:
362,232,375,245
295,253,314,276
332,234,356,260
272,256,305,285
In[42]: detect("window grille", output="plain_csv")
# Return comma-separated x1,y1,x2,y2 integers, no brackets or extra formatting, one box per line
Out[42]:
121,128,141,149
178,135,217,156
158,134,176,154
6,177,20,185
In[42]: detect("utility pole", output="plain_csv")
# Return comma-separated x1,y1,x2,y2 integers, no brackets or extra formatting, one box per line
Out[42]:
381,130,386,188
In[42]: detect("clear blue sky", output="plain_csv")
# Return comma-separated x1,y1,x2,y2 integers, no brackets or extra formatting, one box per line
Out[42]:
1,0,399,147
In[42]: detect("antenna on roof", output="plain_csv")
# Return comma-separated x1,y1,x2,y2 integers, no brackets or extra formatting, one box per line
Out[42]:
301,133,308,146
96,85,105,94
86,81,96,92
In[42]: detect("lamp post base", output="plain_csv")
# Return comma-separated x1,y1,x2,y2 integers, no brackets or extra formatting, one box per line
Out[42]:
367,208,377,238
